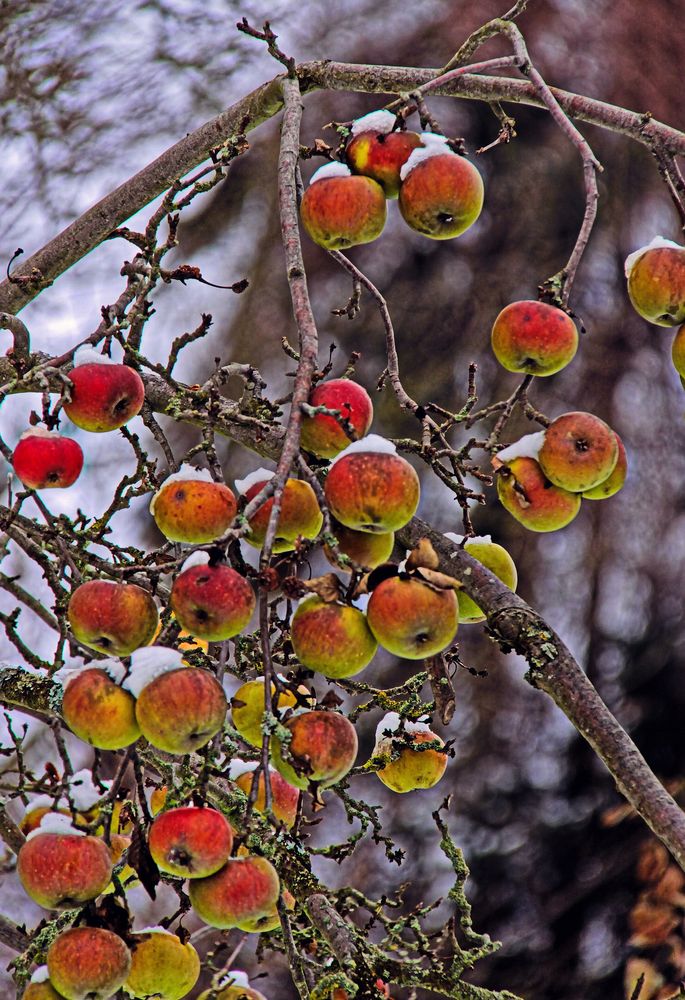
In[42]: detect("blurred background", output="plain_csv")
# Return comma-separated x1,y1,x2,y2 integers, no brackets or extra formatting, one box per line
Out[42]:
2,1,685,997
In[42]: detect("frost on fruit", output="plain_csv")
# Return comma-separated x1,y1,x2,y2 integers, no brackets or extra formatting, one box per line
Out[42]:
180,550,211,572
123,646,186,698
493,431,546,466
350,110,396,135
26,813,85,840
30,967,50,984
375,711,432,742
69,768,110,812
227,759,258,780
399,133,451,180
234,467,275,494
149,464,215,515
624,236,684,277
53,657,127,688
329,433,398,467
308,161,353,184
217,971,251,990
72,345,118,367
444,531,493,546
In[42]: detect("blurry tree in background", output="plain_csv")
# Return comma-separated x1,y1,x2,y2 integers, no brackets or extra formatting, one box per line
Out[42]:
2,2,685,998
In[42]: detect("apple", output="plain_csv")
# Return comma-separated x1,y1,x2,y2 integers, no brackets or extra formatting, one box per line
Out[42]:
271,710,358,791
123,928,200,1000
345,110,423,198
67,579,159,656
196,970,268,1000
64,347,144,433
324,519,395,571
323,436,419,534
188,854,281,930
23,967,63,1000
236,469,323,553
150,465,237,544
582,431,628,499
170,552,255,641
495,454,580,532
238,887,296,933
17,815,112,909
443,533,518,624
491,300,579,376
231,676,309,747
538,411,619,493
47,926,131,1000
625,236,685,325
300,378,373,459
398,133,484,239
300,161,387,250
290,595,377,678
11,428,83,489
366,575,458,659
148,805,234,878
373,713,447,793
59,663,140,750
228,760,300,828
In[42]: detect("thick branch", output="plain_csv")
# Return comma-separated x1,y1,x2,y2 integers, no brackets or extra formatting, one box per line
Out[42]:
397,519,685,874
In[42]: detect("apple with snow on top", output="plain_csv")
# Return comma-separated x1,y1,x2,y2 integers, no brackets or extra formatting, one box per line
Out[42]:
494,434,580,532
625,236,685,325
12,428,83,489
300,377,373,459
170,551,255,641
150,464,237,544
57,660,141,750
444,533,518,624
64,345,145,432
300,160,387,250
398,133,484,239
236,468,322,552
345,109,422,198
373,712,447,792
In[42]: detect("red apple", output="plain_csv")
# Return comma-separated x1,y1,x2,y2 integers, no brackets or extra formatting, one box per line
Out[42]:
133,660,227,755
12,428,83,489
60,665,141,750
150,465,237,544
64,348,144,433
366,575,458,659
398,134,483,239
538,411,619,493
47,926,131,1000
291,596,377,678
300,378,373,459
67,579,159,656
148,806,234,878
188,854,281,930
491,300,579,377
271,710,358,791
237,470,322,553
324,437,419,534
18,818,113,909
170,553,255,641
346,110,422,199
228,760,300,828
625,237,685,326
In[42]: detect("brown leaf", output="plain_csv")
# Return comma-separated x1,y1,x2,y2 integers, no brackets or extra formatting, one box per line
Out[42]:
299,573,344,603
628,900,679,947
406,538,440,571
637,842,670,884
652,865,685,905
415,566,463,591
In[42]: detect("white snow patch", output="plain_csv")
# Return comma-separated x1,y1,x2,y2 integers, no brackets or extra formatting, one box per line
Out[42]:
217,970,250,990
234,467,274,495
624,236,685,277
495,431,546,465
329,433,397,467
69,769,110,811
400,133,453,180
53,659,127,690
350,110,396,136
27,813,85,840
228,759,259,780
309,161,352,184
375,711,433,744
30,966,50,984
17,427,59,441
149,464,214,515
23,794,60,815
134,925,173,936
72,346,116,367
444,532,493,546
123,646,185,698
180,551,210,573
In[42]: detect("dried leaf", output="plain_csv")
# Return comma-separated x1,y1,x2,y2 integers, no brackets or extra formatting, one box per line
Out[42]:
299,573,344,603
415,566,463,591
128,822,160,901
637,842,670,884
628,900,679,947
406,538,440,571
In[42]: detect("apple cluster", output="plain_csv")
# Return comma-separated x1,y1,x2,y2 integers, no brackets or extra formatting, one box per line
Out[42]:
300,110,484,250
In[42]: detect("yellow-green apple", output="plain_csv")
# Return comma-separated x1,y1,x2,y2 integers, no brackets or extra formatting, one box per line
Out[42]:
300,161,387,250
366,574,458,659
150,465,237,544
236,469,323,552
123,928,200,1000
291,595,377,678
673,324,685,376
300,378,373,459
373,713,447,792
491,300,579,376
398,133,484,239
228,760,300,828
625,236,685,325
148,805,233,878
538,411,618,493
64,346,145,433
494,437,581,531
231,676,309,747
57,661,140,750
238,888,296,934
47,926,131,1000
12,428,83,489
443,533,518,624
68,579,159,656
170,552,255,641
324,436,419,534
23,967,63,1000
271,710,358,790
345,110,423,199
196,970,267,1000
188,854,281,930
324,519,395,571
126,647,227,754
582,431,628,499
17,814,113,909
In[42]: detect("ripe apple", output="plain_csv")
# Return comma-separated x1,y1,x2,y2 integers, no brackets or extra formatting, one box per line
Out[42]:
238,887,296,933
300,378,373,459
150,465,237,544
64,347,145,433
496,455,580,531
366,575,458,659
323,436,419,534
231,676,309,747
228,760,300,828
345,110,423,198
123,928,200,1000
324,519,395,571
23,968,63,1000
290,595,377,678
300,161,387,250
47,926,131,1000
398,133,484,239
237,470,323,552
18,818,113,909
625,236,685,325
60,664,141,750
135,665,227,754
491,300,579,376
67,579,159,656
11,428,83,489
196,970,268,1000
444,533,518,624
373,713,447,793
148,805,234,878
170,553,255,641
538,411,619,493
673,323,685,377
582,431,628,499
188,854,281,930
271,710,358,791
